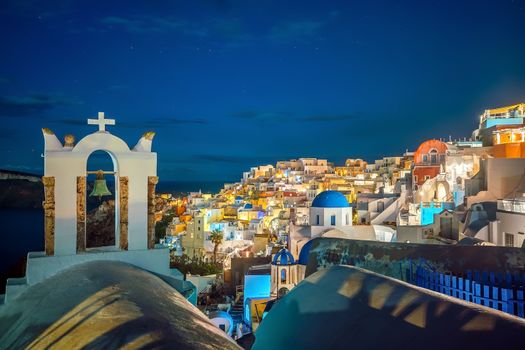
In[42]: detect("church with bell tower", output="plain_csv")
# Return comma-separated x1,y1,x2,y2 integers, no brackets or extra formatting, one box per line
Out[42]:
2,113,192,304
42,111,158,254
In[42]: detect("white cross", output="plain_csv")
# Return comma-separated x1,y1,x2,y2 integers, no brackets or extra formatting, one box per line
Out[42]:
87,112,115,132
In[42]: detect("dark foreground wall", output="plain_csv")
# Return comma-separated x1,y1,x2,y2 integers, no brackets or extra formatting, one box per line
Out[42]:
254,265,525,350
304,238,525,281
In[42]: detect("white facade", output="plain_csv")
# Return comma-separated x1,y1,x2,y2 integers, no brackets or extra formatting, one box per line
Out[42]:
299,158,331,175
309,207,352,232
484,198,525,247
270,264,297,295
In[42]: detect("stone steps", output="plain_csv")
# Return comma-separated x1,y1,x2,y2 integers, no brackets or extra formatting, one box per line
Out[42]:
229,298,246,337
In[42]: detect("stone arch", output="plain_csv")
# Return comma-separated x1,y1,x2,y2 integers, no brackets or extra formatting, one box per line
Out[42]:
73,132,130,154
84,148,120,174
436,181,450,202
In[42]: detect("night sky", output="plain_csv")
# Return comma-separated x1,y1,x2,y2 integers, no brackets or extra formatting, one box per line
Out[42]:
1,0,525,182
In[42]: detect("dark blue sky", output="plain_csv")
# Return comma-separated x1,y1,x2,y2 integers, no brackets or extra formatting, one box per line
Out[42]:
1,0,524,181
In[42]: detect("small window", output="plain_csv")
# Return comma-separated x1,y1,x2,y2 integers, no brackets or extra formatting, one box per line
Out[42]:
414,175,418,183
331,215,336,226
505,233,514,247
424,175,431,181
316,215,320,225
281,269,287,282
346,214,349,225
429,150,438,164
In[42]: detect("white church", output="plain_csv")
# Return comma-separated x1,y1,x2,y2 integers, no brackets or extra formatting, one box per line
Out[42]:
0,113,239,349
290,190,395,263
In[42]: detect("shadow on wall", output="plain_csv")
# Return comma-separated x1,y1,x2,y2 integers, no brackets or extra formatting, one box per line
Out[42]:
254,265,525,350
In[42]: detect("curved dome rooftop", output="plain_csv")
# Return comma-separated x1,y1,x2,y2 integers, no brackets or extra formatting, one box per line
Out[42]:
312,191,350,208
0,261,239,349
272,248,295,265
254,265,525,349
298,240,314,265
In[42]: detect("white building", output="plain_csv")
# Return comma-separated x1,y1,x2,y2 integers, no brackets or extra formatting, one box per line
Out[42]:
485,197,525,247
309,191,353,236
289,191,377,260
299,158,331,175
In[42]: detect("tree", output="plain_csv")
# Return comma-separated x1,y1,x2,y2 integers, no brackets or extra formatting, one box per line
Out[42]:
154,211,174,243
209,229,224,263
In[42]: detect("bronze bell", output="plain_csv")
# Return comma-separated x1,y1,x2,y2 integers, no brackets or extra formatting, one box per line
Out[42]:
89,170,112,198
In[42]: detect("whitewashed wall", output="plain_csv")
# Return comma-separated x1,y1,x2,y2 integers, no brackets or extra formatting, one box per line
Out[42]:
44,131,156,255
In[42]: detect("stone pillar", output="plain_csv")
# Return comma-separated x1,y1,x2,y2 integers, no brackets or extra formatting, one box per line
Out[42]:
119,176,129,250
147,176,159,249
76,176,86,253
42,176,55,256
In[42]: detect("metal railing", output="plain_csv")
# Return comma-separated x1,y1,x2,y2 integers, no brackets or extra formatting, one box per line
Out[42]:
498,199,525,214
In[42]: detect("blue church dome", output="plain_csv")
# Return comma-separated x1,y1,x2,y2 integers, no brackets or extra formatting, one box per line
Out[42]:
298,239,314,265
311,191,349,208
244,203,253,209
272,249,295,265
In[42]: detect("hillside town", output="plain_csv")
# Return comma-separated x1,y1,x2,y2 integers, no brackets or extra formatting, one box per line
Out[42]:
153,103,525,339
3,1,525,347
2,105,525,349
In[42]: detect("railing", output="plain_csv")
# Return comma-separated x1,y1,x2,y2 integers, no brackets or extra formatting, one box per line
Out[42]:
409,266,525,318
497,199,525,214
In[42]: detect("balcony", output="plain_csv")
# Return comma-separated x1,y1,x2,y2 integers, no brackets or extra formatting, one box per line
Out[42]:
497,199,525,214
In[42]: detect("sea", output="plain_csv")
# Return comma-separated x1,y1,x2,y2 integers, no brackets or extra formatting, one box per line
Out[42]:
0,180,228,284
0,209,44,279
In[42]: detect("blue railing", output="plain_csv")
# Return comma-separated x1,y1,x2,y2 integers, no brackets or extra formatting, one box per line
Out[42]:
409,266,525,318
